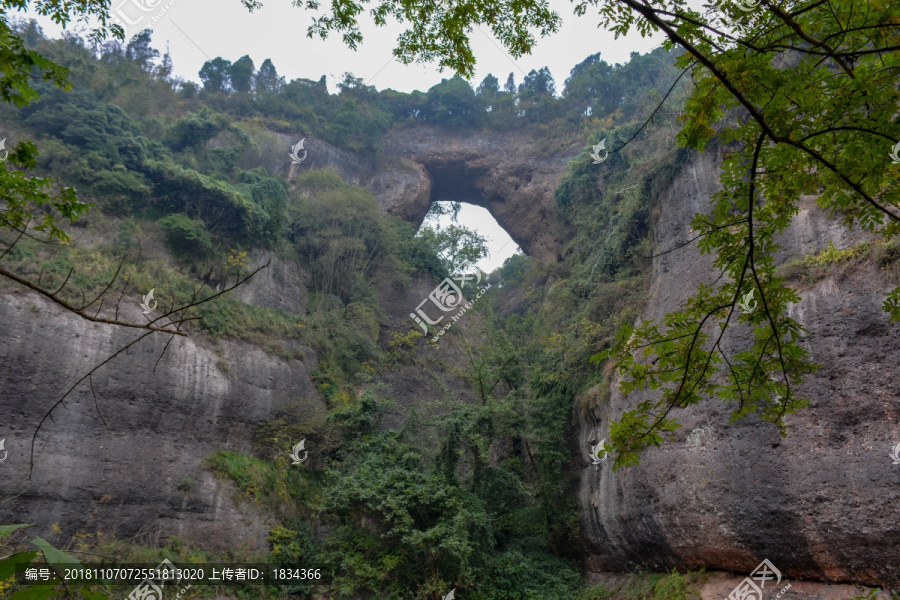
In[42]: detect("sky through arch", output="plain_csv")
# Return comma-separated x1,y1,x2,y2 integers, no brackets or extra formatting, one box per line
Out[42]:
418,201,522,274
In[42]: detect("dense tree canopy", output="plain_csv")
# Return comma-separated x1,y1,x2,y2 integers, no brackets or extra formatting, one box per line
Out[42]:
254,57,283,93
229,54,256,93
199,56,232,93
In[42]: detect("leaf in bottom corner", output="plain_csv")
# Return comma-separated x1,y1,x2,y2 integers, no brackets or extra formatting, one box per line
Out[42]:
0,551,39,581
0,524,35,537
29,539,81,568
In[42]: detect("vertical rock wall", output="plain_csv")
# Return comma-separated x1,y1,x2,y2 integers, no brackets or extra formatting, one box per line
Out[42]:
0,278,321,553
578,147,900,588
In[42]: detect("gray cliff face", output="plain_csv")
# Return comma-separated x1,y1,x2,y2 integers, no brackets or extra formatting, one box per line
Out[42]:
0,228,479,554
577,146,900,587
0,279,320,553
0,123,510,550
232,250,310,315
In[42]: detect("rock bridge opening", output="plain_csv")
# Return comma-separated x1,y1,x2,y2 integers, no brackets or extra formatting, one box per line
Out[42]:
419,200,521,274
369,128,569,264
420,161,523,273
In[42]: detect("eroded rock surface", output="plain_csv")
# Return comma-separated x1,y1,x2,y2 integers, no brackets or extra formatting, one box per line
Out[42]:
367,126,573,264
0,283,320,553
578,146,900,588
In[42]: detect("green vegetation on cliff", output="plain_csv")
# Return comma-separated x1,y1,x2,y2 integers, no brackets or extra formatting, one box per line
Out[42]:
3,0,899,596
0,17,692,598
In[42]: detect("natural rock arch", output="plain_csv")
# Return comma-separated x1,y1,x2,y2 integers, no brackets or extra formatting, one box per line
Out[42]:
366,126,574,264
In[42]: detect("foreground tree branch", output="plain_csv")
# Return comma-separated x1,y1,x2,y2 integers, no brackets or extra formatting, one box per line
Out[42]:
22,259,269,478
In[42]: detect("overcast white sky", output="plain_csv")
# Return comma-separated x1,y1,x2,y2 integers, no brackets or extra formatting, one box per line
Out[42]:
30,0,665,93
24,0,664,271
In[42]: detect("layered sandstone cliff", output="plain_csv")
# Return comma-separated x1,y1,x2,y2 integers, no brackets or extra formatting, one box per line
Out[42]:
577,146,900,589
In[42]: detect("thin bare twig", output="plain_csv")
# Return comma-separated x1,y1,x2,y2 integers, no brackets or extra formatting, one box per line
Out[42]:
88,374,109,431
612,60,697,155
641,218,748,259
26,261,271,477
